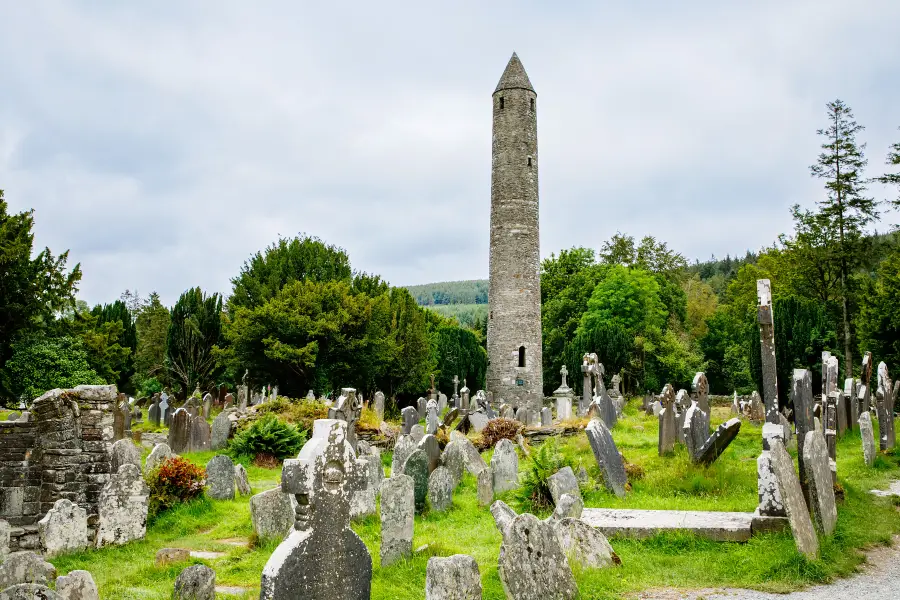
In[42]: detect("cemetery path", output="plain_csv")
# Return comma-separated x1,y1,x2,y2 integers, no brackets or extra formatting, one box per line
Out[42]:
634,535,900,599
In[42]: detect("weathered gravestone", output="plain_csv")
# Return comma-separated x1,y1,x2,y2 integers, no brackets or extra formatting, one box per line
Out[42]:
418,434,441,474
540,407,552,426
168,408,191,454
549,493,584,521
547,467,580,506
110,439,141,473
206,455,236,500
748,391,765,423
374,391,385,422
477,469,493,506
400,405,418,435
756,279,780,424
202,393,213,420
694,418,741,466
391,435,416,477
497,513,578,600
211,412,232,451
350,457,377,521
380,474,414,567
148,399,160,427
675,389,690,444
802,430,837,536
586,418,627,498
859,411,876,466
844,378,858,433
235,464,251,496
758,422,785,517
554,517,617,570
428,466,453,512
189,413,211,452
514,406,528,424
770,439,818,559
0,551,56,589
658,384,677,455
38,499,88,558
95,464,149,548
159,395,170,426
682,400,709,461
0,584,63,600
858,352,873,415
491,439,519,494
260,420,371,600
425,400,439,435
174,565,215,600
145,443,174,474
251,487,295,541
441,440,466,488
877,362,896,451
56,570,99,600
403,449,430,513
692,372,710,414
468,412,490,433
426,554,482,600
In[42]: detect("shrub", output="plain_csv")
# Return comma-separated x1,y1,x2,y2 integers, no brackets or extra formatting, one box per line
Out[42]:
146,456,206,516
229,414,307,463
515,438,575,513
476,418,522,451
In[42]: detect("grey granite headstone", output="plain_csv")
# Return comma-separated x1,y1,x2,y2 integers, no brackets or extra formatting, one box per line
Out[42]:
859,411,876,466
418,434,441,474
695,418,742,466
38,499,88,558
802,431,837,536
692,372,710,413
250,487,295,540
441,440,466,488
174,565,215,600
426,554,482,600
380,474,414,567
95,463,150,548
206,455,236,500
791,369,815,493
756,279,780,424
0,552,56,589
547,467,580,506
498,513,578,600
770,439,818,559
585,418,627,498
211,412,231,451
145,443,174,474
491,439,519,494
202,393,212,420
148,401,160,427
477,468,493,506
541,407,552,426
168,408,191,454
469,412,489,433
350,458,377,521
374,391,385,422
391,435,416,477
426,399,440,435
682,400,709,461
402,449,430,513
56,570,99,600
658,384,677,455
514,406,528,424
110,439,141,473
428,466,453,512
235,464,251,496
410,424,425,444
189,414,211,452
401,406,418,435
553,517,617,569
758,423,785,517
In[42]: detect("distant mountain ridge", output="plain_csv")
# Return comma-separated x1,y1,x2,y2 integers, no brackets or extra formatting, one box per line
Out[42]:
404,279,488,306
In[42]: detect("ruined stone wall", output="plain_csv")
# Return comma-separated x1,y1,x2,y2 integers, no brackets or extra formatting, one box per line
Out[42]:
486,54,544,413
0,385,115,551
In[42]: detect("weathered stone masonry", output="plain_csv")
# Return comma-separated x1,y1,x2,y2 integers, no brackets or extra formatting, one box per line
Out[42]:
0,385,114,552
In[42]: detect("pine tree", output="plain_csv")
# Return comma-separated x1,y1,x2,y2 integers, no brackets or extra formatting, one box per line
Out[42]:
809,100,878,380
876,126,900,208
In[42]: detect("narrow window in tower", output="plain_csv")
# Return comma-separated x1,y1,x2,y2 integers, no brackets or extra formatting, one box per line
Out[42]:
530,98,535,111
499,97,504,109
527,157,532,167
518,346,526,368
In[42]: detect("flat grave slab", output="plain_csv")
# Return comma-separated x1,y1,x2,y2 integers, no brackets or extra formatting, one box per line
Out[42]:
581,508,785,542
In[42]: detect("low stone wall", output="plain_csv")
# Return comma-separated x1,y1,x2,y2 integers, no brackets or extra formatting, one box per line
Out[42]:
0,419,41,549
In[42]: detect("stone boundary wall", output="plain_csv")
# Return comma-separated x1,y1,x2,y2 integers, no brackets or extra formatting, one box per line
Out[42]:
1,385,115,552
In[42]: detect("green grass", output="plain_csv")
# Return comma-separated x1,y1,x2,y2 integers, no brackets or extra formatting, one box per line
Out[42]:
51,403,900,599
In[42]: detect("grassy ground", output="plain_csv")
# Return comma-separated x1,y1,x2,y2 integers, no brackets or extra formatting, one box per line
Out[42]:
50,402,900,600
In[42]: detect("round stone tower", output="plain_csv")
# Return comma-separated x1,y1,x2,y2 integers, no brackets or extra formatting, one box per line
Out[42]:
486,53,543,415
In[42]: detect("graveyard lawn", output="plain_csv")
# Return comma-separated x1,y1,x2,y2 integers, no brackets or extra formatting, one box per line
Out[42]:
50,404,900,600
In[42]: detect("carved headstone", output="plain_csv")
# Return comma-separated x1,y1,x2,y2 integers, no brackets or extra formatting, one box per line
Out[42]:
757,279,779,424
497,514,578,600
758,423,785,517
206,455,236,500
380,474,414,567
770,440,818,559
168,409,191,454
859,411,876,466
585,419,627,498
95,463,150,547
211,412,231,451
658,384,677,455
491,439,519,494
802,431,837,536
426,555,482,600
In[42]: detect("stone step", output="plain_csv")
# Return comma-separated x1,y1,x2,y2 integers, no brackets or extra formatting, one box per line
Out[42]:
581,508,787,542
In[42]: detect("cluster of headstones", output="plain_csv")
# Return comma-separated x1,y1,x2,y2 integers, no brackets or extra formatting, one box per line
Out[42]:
0,551,99,600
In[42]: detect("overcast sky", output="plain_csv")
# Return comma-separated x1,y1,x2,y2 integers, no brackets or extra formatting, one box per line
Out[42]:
2,1,899,306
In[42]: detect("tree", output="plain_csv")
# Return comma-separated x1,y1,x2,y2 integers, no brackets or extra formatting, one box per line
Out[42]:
228,235,352,311
167,288,223,395
133,292,171,393
4,336,104,404
857,248,900,369
383,288,434,398
809,100,878,379
578,266,668,338
91,300,137,392
683,275,718,339
431,323,487,395
0,190,81,398
876,126,900,208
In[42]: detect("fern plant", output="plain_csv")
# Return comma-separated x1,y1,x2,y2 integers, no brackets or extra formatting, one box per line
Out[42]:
514,437,576,513
228,414,307,462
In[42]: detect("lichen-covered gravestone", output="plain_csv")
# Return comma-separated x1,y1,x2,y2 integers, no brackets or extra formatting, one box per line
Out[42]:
206,455,236,500
695,418,742,466
0,584,63,599
391,435,416,477
585,418,627,498
168,408,191,454
0,551,56,588
549,493,584,521
211,412,232,451
425,554,482,600
859,411,876,466
189,414,211,452
658,384,677,455
418,434,441,474
56,570,99,600
145,442,174,474
38,499,88,558
477,469,493,507
498,513,578,600
380,474,414,567
174,565,215,600
428,466,453,512
441,440,467,488
110,438,142,473
682,400,709,461
260,420,371,600
547,467,580,505
403,449,430,513
401,406,418,435
251,487,295,541
554,517,617,569
95,464,150,547
770,439,818,559
757,423,785,517
235,464,252,496
802,430,837,536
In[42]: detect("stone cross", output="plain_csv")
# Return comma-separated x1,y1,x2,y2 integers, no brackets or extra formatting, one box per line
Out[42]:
429,374,437,400
560,365,569,389
452,375,460,401
658,384,677,455
756,279,779,424
691,372,710,414
859,352,873,415
580,356,592,416
328,388,361,452
261,420,371,599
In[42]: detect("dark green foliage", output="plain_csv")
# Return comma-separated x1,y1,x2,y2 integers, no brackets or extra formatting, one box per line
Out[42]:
515,438,575,513
876,126,900,206
228,235,352,311
430,324,487,393
229,414,307,461
91,300,137,392
146,456,207,517
132,293,170,390
69,306,131,388
166,288,223,395
749,296,838,404
562,322,631,394
425,304,488,330
0,190,82,400
4,335,104,402
405,279,488,306
857,248,900,369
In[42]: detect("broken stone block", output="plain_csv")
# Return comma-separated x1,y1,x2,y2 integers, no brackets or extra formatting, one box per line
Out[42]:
56,570,99,600
425,554,482,600
250,487,295,541
694,418,741,466
769,440,818,559
174,565,215,600
553,517,617,569
547,466,580,505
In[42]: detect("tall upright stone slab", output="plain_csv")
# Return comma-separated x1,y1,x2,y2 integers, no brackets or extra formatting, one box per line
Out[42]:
580,361,592,417
859,352,873,415
189,414,211,452
877,362,896,451
802,431,837,536
148,399,160,427
692,372,710,414
770,440,818,559
167,408,191,454
758,423,785,517
206,455,236,500
497,513,578,600
403,449,430,513
374,391,385,422
210,412,231,451
585,419,627,498
380,474,414,567
859,411,876,466
260,420,371,600
658,384,677,456
682,400,709,461
757,279,780,424
95,463,150,547
844,377,858,433
791,369,815,494
38,499,89,558
491,439,519,495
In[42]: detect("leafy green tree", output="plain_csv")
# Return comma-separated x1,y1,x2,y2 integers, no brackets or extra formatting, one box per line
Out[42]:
0,190,82,398
91,300,137,392
383,288,434,398
876,126,900,208
857,248,900,368
4,336,103,403
562,322,631,394
133,292,171,392
228,235,352,311
683,275,718,339
579,266,668,337
809,100,878,379
167,288,223,395
65,304,131,387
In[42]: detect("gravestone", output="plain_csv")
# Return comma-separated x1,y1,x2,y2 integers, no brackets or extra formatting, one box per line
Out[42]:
442,440,467,488
547,467,580,505
426,554,482,600
56,570,99,600
374,391,385,422
403,449,430,513
791,369,815,493
695,418,741,466
350,458,377,521
556,396,572,421
658,384,677,455
174,565,215,600
748,391,765,422
110,438,141,473
168,408,191,454
554,517,617,569
380,474,414,567
550,493,584,521
497,513,578,600
477,469,493,506
391,435,416,477
0,585,63,600
211,412,232,451
757,423,785,517
0,551,56,589
877,362,896,451
490,500,517,538
189,414,211,452
235,464,251,496
692,372,710,414
682,400,709,461
202,393,212,419
844,378,858,433
260,420,371,600
859,352,873,415
491,439,519,494
148,400,160,427
585,419,627,498
802,431,837,536
514,407,528,424
95,463,150,547
541,407,552,426
731,392,740,415
675,389,690,444
223,392,234,409
145,443,174,474
417,397,427,420
250,487,295,540
426,399,439,435
859,411,876,466
428,466,453,512
757,279,780,424
468,412,489,433
38,499,88,558
206,455,236,500
401,406,418,436
770,439,818,559
159,395,170,426
418,434,441,474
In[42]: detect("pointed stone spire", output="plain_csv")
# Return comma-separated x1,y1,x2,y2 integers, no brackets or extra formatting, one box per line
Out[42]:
494,52,535,94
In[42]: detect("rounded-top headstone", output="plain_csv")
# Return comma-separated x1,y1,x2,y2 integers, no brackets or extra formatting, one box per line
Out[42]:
490,439,519,494
110,439,141,473
428,466,453,512
402,449,429,513
55,570,99,600
206,455,236,500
